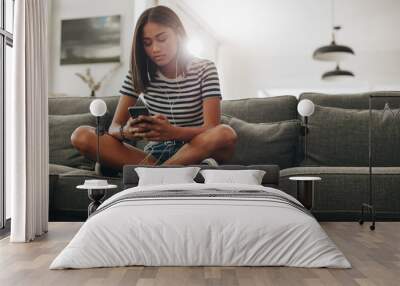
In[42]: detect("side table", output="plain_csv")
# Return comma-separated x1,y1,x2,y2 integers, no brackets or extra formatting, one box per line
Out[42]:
289,176,322,210
76,184,117,216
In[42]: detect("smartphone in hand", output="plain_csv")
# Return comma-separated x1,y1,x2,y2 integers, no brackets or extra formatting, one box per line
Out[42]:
128,106,150,118
128,107,151,138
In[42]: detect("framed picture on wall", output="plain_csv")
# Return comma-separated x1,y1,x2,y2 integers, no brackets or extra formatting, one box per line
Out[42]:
60,15,121,65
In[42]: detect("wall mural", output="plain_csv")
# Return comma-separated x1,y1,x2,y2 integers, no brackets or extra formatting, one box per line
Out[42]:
60,15,121,65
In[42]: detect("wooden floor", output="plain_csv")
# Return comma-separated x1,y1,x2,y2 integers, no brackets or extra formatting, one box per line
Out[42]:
0,222,399,286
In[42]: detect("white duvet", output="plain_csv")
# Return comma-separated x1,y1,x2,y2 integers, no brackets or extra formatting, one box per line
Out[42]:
50,183,351,269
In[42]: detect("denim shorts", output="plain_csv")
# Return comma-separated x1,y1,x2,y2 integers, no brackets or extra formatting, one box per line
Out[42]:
143,140,185,165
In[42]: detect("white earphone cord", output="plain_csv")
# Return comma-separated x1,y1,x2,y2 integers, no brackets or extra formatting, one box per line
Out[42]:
137,56,182,165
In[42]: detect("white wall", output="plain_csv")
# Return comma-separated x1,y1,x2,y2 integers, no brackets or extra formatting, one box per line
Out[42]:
49,0,137,97
49,0,400,100
218,47,400,99
182,0,400,99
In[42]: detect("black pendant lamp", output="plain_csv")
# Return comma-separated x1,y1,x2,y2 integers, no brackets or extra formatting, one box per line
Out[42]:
313,0,355,62
313,26,355,61
322,64,354,81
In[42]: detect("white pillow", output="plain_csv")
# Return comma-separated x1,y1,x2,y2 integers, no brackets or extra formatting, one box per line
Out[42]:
135,167,201,186
200,169,266,185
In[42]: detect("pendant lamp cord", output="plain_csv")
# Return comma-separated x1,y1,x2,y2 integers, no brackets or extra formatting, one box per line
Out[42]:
331,0,335,31
331,0,336,43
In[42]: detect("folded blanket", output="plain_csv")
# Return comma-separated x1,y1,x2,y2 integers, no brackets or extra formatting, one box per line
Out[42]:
91,188,312,218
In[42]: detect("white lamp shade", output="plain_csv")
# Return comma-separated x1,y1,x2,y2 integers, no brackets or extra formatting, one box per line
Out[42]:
297,99,315,117
322,74,354,82
313,51,354,62
89,99,107,117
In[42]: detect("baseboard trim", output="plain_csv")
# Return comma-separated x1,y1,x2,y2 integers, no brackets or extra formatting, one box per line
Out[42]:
49,210,87,222
313,211,400,221
49,210,400,223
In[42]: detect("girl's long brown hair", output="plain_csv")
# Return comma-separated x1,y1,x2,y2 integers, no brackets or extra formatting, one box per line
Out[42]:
130,5,190,94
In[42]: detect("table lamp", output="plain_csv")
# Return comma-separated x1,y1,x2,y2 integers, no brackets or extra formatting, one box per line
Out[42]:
89,99,107,174
297,99,315,162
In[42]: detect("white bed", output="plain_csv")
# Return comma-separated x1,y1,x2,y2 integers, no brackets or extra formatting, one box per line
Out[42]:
50,183,351,269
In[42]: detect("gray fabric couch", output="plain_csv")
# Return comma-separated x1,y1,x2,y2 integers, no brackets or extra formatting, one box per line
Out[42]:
49,96,122,220
279,91,400,220
49,91,400,221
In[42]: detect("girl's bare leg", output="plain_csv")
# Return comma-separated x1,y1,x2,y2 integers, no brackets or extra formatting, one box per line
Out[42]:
163,124,237,166
71,126,157,171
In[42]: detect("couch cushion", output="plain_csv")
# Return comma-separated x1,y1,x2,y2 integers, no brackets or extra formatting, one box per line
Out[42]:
49,96,120,115
61,168,122,179
280,166,400,177
49,163,81,175
221,96,298,123
221,115,301,168
49,96,120,133
49,113,97,169
305,105,400,166
300,91,400,109
279,166,400,213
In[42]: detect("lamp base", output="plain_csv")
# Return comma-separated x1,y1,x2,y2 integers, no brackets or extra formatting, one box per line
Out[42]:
94,162,120,177
359,203,376,231
94,162,102,176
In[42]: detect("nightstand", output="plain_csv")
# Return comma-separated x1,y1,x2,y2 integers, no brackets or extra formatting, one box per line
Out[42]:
289,176,322,210
76,183,117,216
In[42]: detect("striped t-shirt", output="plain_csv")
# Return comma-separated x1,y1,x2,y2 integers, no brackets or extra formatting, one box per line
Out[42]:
119,57,222,127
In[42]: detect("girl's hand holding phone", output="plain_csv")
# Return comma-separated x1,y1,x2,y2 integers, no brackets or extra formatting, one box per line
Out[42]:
122,116,152,140
135,114,177,141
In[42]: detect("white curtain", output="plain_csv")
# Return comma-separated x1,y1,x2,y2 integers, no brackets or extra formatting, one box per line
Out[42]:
7,0,49,242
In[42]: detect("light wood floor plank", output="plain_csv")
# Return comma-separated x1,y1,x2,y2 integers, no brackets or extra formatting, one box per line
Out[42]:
1,222,400,286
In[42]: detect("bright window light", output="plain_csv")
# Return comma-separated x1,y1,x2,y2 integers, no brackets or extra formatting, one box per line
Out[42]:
187,37,203,57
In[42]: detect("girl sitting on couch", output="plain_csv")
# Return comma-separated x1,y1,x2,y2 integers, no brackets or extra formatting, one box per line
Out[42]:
71,5,237,173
